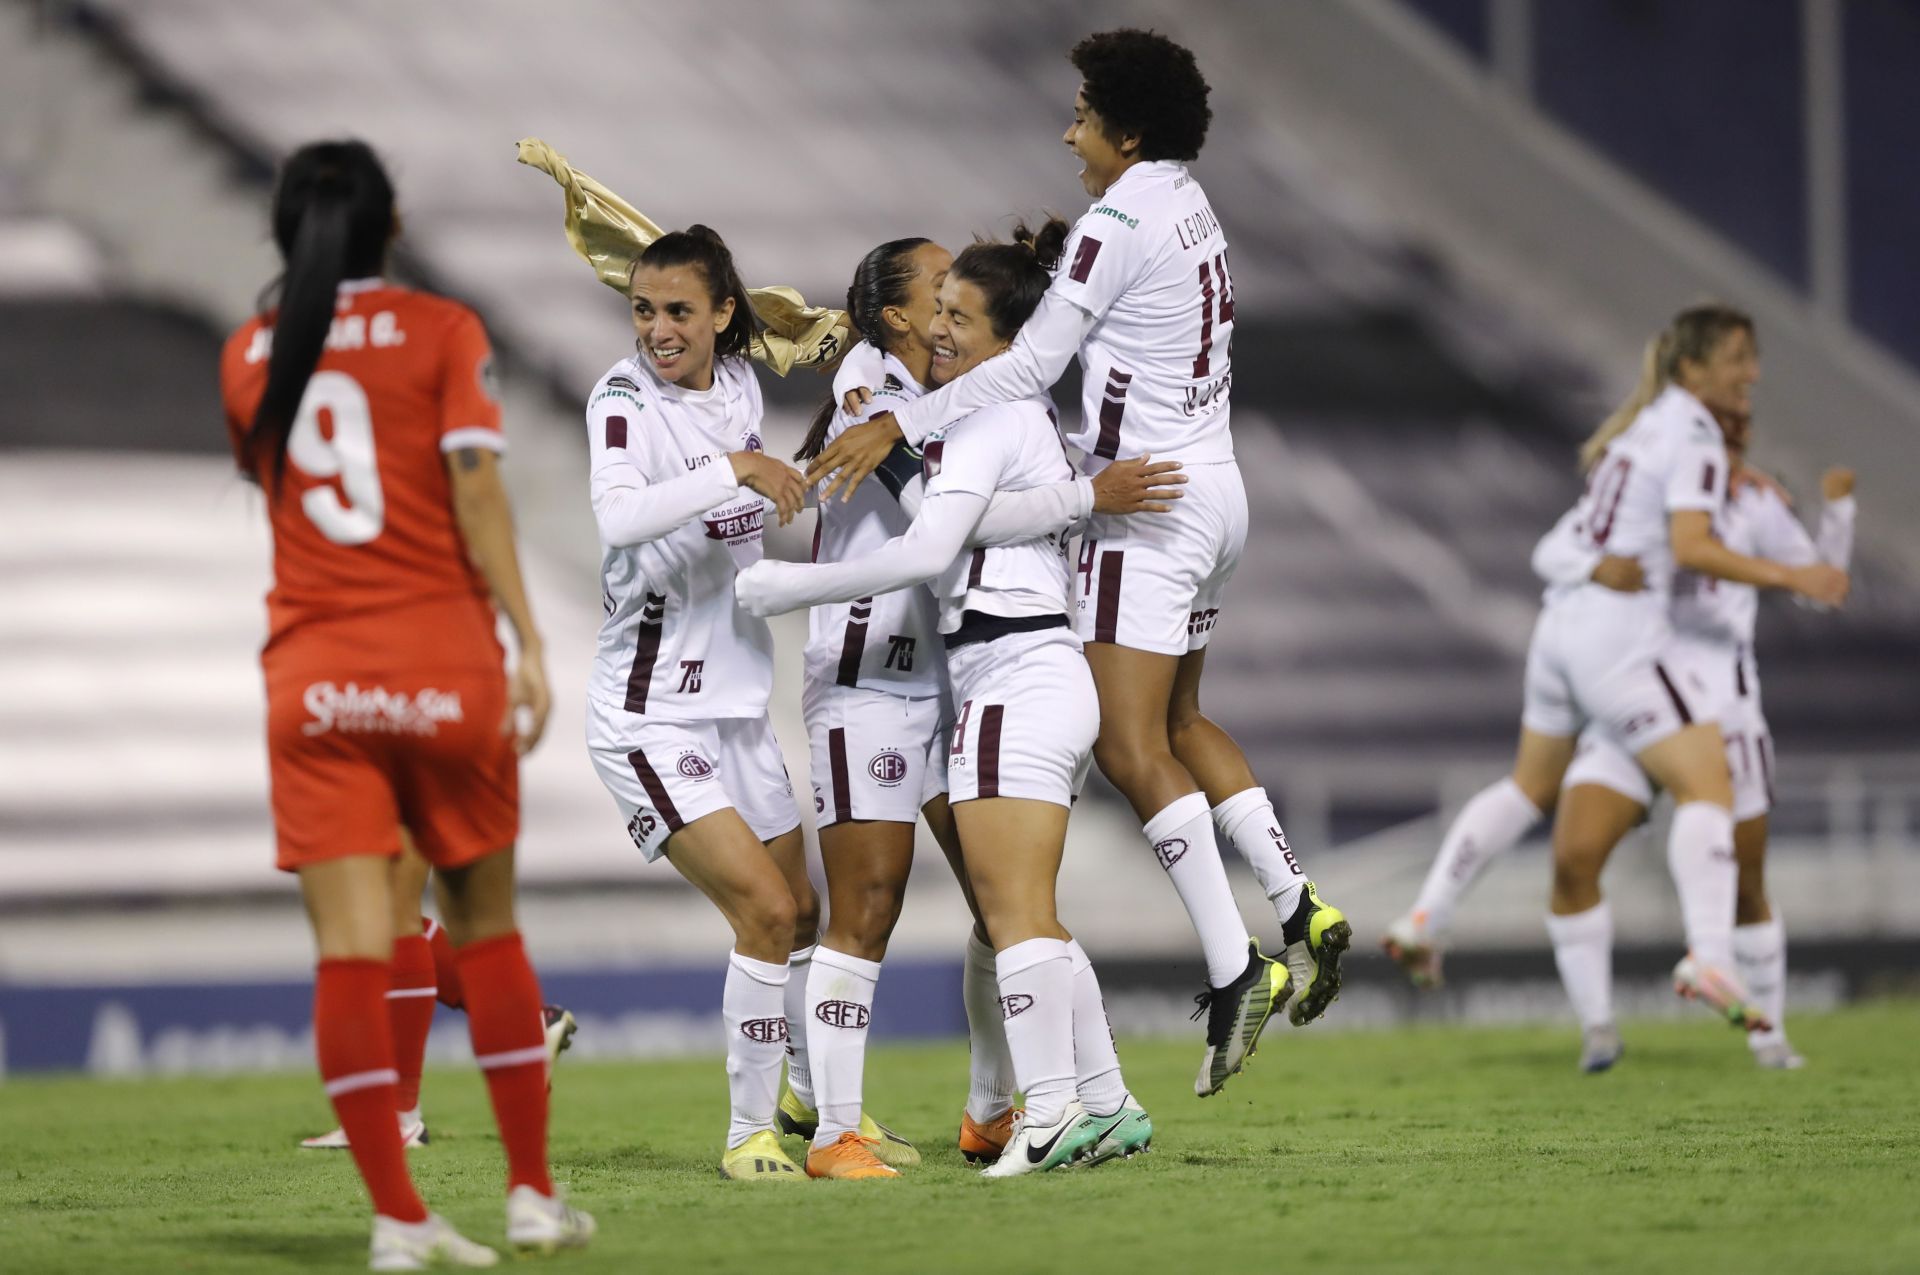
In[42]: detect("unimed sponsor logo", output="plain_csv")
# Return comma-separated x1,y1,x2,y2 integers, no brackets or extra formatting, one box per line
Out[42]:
302,682,462,737
739,1017,788,1043
999,993,1035,1020
814,1000,870,1029
868,751,908,787
1153,837,1188,870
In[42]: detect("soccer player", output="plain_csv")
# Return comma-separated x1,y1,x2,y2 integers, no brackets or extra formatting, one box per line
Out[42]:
221,139,592,1267
740,222,1155,1178
1380,305,1847,1030
578,224,821,1182
298,833,579,1150
790,239,1186,1177
807,28,1344,1097
1525,426,1854,1071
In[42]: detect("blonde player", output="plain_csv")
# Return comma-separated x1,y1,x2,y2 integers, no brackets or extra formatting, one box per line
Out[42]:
580,225,820,1182
1384,305,1848,1030
787,240,1182,1178
810,29,1334,1097
1528,424,1854,1071
740,223,1153,1177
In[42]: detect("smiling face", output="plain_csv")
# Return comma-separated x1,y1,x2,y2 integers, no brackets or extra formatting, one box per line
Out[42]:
886,242,953,370
1676,324,1759,423
1063,87,1135,197
926,273,1012,387
630,263,735,391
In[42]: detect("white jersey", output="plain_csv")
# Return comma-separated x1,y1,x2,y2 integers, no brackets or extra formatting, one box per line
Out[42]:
1056,160,1236,468
1672,483,1856,647
922,396,1077,631
1551,384,1729,610
585,355,775,722
802,342,944,697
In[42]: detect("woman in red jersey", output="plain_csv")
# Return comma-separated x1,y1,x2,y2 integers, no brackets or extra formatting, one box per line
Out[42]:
220,139,590,1268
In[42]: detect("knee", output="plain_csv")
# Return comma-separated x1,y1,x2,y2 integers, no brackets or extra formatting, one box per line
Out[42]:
1550,844,1603,903
791,881,822,946
735,884,799,954
1513,774,1561,815
831,880,904,950
1092,733,1163,791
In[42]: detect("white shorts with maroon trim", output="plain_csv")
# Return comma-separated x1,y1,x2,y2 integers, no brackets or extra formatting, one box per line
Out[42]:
1562,641,1772,822
802,679,949,827
1519,591,1711,753
944,626,1097,808
1073,460,1247,657
587,698,801,862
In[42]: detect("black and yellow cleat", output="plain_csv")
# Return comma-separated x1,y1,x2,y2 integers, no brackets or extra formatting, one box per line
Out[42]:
1191,940,1292,1097
1283,881,1351,1026
774,1087,818,1140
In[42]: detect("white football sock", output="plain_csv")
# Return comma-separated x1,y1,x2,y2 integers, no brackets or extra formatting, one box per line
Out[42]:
1412,777,1542,937
723,950,790,1149
1667,802,1737,970
994,937,1076,1127
1545,902,1614,1030
804,946,878,1146
963,930,1016,1123
1734,915,1788,1049
1065,940,1129,1117
1144,793,1252,987
781,943,815,1109
1212,786,1308,927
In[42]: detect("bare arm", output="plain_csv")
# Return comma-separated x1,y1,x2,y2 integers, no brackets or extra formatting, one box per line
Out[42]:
1671,509,1847,605
447,446,549,754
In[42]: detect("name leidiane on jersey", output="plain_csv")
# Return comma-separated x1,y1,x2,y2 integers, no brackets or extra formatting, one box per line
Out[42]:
301,681,462,737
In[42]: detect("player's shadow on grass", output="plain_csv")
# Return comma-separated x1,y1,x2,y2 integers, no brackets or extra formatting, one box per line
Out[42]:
172,1227,361,1268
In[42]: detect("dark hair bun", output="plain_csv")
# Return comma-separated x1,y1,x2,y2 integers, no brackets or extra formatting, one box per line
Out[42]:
1011,216,1071,273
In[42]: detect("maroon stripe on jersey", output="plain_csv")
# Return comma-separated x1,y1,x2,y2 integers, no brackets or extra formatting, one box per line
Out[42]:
624,592,667,713
1094,370,1132,460
827,727,853,822
627,748,683,832
835,598,872,688
1069,236,1103,284
967,549,986,590
606,416,628,450
1701,461,1718,493
1652,661,1693,725
1757,733,1775,805
977,705,1004,798
810,514,822,564
1093,550,1124,643
1734,653,1749,698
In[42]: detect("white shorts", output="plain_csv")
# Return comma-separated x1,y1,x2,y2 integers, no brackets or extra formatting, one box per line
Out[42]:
944,626,1097,808
802,680,949,827
1564,644,1773,822
1520,592,1708,752
586,698,801,862
1074,460,1247,656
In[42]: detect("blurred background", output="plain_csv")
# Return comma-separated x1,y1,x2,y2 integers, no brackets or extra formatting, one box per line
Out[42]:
1,0,1915,1077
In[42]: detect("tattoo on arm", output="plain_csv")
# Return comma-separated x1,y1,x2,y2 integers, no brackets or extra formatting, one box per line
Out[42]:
456,448,483,472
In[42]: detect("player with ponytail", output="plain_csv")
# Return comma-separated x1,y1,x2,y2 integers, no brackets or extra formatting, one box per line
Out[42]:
221,139,592,1266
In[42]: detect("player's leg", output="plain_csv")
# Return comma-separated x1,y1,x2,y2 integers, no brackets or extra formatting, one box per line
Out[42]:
955,795,1104,1176
659,809,810,1181
925,792,1019,1162
1546,762,1645,1073
1733,810,1798,1067
1170,646,1348,1026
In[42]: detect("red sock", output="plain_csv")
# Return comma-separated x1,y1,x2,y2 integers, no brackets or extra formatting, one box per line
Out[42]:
424,917,465,1011
456,931,553,1196
388,934,437,1113
314,958,427,1222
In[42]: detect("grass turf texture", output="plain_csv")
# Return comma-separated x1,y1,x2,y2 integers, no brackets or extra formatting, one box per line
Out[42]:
3,1004,1917,1274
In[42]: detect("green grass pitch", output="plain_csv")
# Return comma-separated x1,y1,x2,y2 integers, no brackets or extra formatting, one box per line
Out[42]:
4,1004,1918,1273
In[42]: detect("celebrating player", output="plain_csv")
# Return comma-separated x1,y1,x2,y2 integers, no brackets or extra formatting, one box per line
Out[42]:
807,27,1344,1097
221,139,591,1267
740,222,1154,1177
579,224,823,1183
1382,305,1848,1030
788,238,1186,1176
1525,420,1854,1071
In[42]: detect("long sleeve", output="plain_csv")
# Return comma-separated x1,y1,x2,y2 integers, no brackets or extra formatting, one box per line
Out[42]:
592,457,738,549
892,292,1096,446
1531,508,1601,588
736,491,988,617
969,478,1095,547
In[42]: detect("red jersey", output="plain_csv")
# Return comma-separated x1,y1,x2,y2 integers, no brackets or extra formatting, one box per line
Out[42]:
221,280,505,677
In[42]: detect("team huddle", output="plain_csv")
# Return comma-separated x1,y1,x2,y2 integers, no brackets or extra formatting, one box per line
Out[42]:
216,22,1854,1274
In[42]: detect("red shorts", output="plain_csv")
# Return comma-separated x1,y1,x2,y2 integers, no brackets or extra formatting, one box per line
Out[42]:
265,666,519,872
